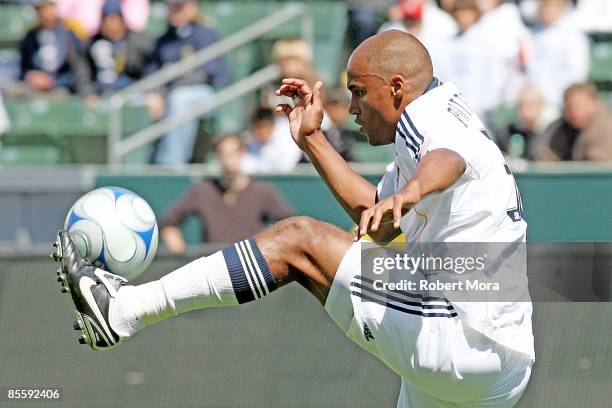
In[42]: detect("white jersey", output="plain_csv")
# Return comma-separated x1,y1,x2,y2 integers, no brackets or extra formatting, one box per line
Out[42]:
376,80,534,359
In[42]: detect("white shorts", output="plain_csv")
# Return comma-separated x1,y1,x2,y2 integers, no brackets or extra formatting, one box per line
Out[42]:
324,242,533,408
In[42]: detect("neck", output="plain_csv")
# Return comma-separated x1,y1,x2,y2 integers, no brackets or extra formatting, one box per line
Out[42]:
40,21,57,30
223,173,249,190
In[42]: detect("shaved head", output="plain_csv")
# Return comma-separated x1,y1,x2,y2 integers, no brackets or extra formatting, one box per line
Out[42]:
346,30,434,146
349,30,433,99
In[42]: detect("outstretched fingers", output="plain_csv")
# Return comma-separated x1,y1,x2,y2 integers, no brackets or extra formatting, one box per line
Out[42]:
276,104,293,116
280,78,313,97
276,84,300,98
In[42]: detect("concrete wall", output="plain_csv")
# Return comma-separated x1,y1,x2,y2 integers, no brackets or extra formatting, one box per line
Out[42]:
0,166,611,248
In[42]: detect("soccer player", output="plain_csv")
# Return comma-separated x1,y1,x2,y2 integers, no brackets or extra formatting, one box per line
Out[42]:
53,30,534,406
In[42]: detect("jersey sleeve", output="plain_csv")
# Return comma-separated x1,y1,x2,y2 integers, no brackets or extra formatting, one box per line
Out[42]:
376,161,398,202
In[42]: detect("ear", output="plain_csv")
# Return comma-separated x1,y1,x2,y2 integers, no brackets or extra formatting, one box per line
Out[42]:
390,75,405,100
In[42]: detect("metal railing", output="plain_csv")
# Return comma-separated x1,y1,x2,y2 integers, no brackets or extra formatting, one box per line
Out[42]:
107,3,314,165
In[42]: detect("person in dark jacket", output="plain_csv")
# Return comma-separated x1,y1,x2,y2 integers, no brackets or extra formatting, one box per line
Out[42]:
148,0,231,165
86,1,153,95
19,0,92,96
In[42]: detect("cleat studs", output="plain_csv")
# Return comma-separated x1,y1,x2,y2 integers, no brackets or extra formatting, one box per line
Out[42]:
56,274,66,282
73,320,83,330
61,286,70,293
78,334,88,344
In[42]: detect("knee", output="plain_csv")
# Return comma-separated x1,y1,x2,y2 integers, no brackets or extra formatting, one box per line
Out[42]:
259,215,332,256
277,216,320,240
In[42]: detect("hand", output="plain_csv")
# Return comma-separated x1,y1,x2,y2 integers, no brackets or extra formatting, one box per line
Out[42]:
145,92,166,121
355,183,421,242
160,226,187,254
84,94,100,108
25,70,54,92
275,78,324,150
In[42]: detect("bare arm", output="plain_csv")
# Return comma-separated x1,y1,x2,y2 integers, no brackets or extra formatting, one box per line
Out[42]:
303,131,376,222
275,79,376,223
356,148,466,243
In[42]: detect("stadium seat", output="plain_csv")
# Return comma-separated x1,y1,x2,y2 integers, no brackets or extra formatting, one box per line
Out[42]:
213,44,259,134
144,1,170,38
491,104,517,133
589,33,612,83
0,145,68,165
199,1,347,83
308,1,348,84
0,4,36,48
2,98,150,164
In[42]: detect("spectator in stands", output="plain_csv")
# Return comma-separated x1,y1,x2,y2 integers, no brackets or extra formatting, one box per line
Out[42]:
437,0,454,13
18,0,93,97
538,82,608,161
573,0,612,33
435,0,512,125
261,38,336,166
148,0,231,165
346,0,393,50
160,133,293,251
527,0,589,108
321,87,358,162
272,38,320,89
241,107,303,174
569,83,612,161
497,84,558,160
378,0,457,61
56,0,150,39
475,0,531,106
86,1,153,95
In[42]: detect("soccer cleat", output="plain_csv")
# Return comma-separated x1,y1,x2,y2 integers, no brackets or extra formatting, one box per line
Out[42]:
52,230,128,351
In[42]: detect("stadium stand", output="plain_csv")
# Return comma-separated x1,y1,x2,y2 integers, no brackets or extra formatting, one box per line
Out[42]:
2,0,612,165
0,1,350,164
1,98,150,164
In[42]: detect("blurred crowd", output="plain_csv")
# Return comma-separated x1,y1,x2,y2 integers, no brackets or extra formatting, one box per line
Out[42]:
0,0,611,166
357,0,612,162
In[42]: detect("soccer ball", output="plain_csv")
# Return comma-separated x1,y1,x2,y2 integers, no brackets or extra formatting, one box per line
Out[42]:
64,187,158,281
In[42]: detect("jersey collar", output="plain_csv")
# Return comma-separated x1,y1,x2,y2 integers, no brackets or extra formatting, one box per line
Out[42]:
423,77,441,94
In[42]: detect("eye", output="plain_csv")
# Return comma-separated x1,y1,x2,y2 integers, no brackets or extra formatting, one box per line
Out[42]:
352,89,365,97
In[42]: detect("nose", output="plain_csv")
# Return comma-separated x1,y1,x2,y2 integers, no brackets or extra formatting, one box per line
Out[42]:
349,96,360,116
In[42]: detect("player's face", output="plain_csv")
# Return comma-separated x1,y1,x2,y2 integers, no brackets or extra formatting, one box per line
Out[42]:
346,62,398,146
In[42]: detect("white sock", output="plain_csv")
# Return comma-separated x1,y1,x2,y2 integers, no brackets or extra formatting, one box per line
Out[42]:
110,239,277,337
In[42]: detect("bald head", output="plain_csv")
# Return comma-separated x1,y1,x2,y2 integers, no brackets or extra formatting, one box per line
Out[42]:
349,30,433,98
